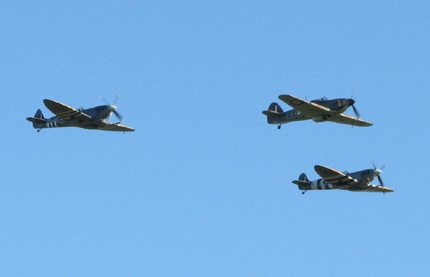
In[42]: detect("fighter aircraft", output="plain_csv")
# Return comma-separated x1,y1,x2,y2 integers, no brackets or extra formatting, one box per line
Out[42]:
292,165,393,194
262,94,372,129
26,98,135,132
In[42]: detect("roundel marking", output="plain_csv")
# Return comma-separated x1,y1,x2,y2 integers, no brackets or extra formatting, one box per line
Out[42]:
291,100,303,105
295,110,303,118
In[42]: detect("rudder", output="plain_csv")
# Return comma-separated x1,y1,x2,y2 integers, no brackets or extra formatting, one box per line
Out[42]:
34,109,44,120
268,102,283,114
299,173,309,182
262,102,283,123
26,109,46,128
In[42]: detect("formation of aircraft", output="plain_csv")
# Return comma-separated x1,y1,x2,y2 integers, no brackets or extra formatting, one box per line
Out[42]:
262,94,372,129
262,93,393,194
26,98,135,132
26,93,393,194
293,165,393,194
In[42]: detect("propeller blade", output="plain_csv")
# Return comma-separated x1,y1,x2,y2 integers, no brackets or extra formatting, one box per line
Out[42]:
113,110,123,122
100,94,109,105
113,93,121,105
373,163,386,171
373,162,383,184
100,94,124,123
351,85,357,100
377,175,384,187
352,104,360,119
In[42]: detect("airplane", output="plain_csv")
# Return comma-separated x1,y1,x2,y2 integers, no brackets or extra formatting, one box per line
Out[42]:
262,94,373,129
292,165,393,194
26,98,135,132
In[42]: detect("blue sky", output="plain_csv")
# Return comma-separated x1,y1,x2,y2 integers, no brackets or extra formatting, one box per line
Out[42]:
1,1,430,276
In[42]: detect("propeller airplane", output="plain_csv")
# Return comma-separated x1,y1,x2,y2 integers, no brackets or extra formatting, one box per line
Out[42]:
26,96,135,132
262,94,372,129
293,165,393,194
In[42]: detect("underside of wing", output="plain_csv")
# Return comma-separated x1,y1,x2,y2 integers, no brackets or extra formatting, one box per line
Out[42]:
278,95,331,117
43,99,91,121
352,183,394,193
95,121,135,132
327,113,373,127
314,165,358,186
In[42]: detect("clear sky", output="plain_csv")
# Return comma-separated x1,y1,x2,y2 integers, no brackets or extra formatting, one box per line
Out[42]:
2,1,430,276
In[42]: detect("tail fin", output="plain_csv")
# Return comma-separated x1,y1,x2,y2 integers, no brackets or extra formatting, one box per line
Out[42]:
269,102,283,114
292,173,311,191
34,109,44,120
26,109,46,128
299,173,309,182
262,102,283,117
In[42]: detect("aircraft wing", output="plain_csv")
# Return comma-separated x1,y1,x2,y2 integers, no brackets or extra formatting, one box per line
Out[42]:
96,121,135,132
356,184,394,193
278,95,331,117
43,99,92,122
327,113,373,127
315,165,394,192
314,165,358,186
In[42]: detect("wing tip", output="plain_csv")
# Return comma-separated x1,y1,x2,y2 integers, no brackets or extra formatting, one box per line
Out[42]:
278,94,294,101
119,125,135,132
314,165,328,171
359,121,373,127
354,118,373,127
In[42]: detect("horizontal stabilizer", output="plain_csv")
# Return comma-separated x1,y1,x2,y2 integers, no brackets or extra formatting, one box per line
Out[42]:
26,117,46,124
262,110,282,117
292,180,310,186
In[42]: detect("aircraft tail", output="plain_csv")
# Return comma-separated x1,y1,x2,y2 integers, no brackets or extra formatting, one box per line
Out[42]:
34,109,44,120
262,102,283,116
298,173,309,182
26,109,46,128
262,103,283,124
292,173,311,190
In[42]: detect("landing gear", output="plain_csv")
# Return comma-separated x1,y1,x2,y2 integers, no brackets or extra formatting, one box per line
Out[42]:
302,190,307,195
277,124,281,129
37,129,41,133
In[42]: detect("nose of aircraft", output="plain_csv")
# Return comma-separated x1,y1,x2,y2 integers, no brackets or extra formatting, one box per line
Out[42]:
109,105,117,112
348,99,355,106
374,169,382,176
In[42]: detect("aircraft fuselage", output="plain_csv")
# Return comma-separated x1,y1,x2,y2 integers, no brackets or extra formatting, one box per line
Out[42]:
29,105,116,130
268,98,354,125
298,169,381,192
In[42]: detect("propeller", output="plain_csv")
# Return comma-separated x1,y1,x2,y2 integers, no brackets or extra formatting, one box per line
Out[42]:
113,110,123,123
100,93,121,105
377,175,384,187
372,163,386,187
100,93,124,123
351,103,360,119
349,87,361,119
348,98,361,119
